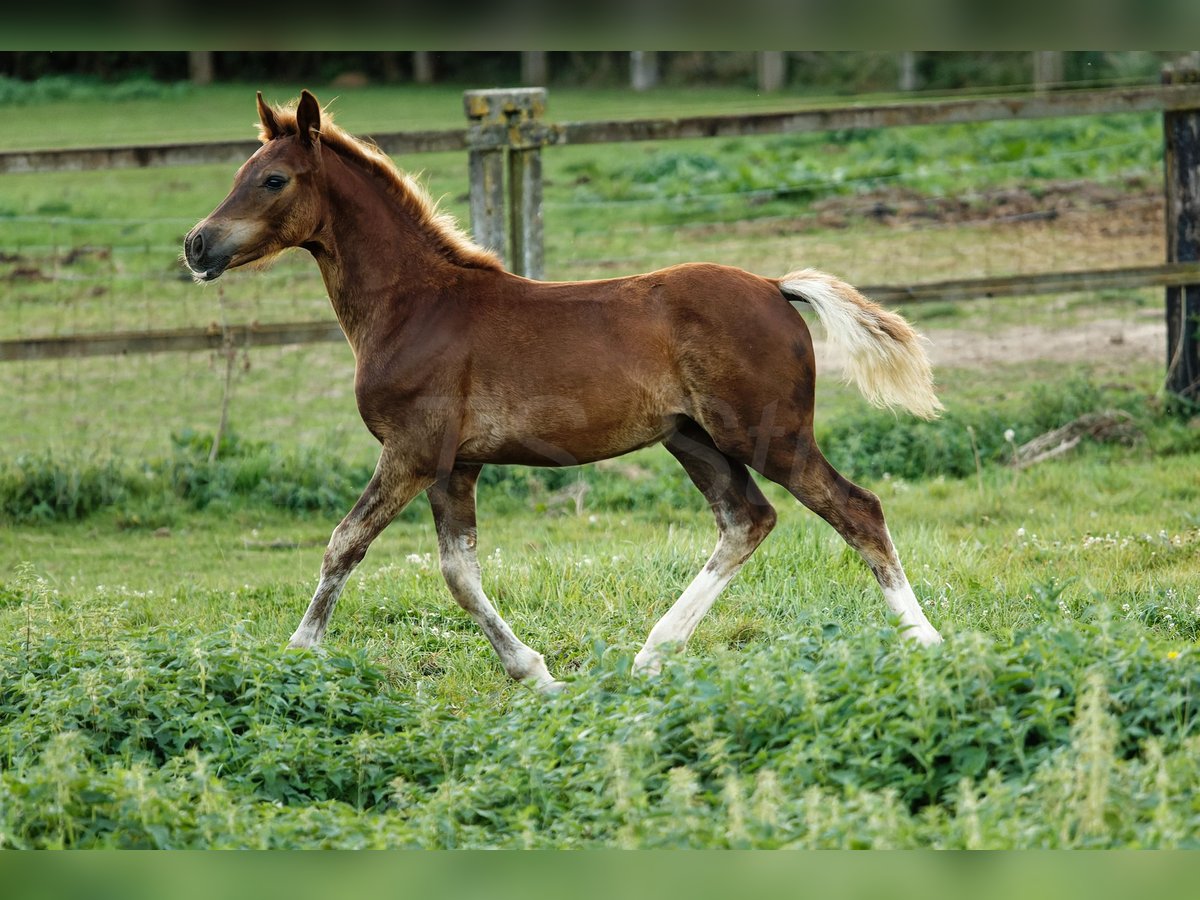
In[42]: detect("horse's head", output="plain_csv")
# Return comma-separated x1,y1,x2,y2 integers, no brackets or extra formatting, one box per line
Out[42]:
184,90,326,282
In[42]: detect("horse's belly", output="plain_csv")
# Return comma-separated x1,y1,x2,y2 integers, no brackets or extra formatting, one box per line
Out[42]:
457,401,676,467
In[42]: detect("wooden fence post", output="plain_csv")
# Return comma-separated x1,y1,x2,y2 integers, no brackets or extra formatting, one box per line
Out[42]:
630,52,659,92
521,51,548,86
509,138,544,280
188,51,214,86
463,87,548,279
463,91,509,264
466,146,506,262
1163,62,1200,402
899,51,918,92
1033,51,1064,93
413,52,435,84
758,52,786,93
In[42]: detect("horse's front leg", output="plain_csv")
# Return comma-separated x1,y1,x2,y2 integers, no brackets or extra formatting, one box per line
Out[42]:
428,463,563,692
288,447,431,649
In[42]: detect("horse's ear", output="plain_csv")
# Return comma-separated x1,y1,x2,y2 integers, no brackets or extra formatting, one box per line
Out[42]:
256,92,282,141
296,90,321,149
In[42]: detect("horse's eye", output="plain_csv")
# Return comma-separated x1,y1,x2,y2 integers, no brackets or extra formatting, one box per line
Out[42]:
263,175,288,191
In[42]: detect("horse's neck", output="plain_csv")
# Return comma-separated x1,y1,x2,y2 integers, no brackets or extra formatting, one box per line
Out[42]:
313,154,450,345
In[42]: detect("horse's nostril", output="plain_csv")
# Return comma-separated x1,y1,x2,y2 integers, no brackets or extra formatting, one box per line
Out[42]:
189,231,205,259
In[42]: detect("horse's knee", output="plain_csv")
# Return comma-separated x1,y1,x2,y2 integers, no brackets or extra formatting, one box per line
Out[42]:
323,526,371,575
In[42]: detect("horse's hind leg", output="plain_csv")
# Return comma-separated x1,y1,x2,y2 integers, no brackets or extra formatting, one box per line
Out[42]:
633,422,777,677
427,463,562,692
761,435,941,646
289,446,430,649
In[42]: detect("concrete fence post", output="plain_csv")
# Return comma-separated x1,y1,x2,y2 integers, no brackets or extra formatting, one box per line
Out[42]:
463,87,549,280
1163,62,1200,402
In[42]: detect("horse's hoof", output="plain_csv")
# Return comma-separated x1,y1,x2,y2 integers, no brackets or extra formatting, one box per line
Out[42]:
631,652,662,678
285,640,326,656
902,624,944,647
522,673,566,695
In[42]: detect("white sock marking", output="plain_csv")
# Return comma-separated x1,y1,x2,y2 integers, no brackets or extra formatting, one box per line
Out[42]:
634,563,741,676
882,578,942,646
442,534,560,689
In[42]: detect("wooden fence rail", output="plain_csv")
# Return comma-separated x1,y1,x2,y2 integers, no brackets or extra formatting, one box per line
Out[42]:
548,83,1200,147
6,262,1200,363
7,83,1200,175
0,129,467,175
0,320,346,362
861,262,1200,306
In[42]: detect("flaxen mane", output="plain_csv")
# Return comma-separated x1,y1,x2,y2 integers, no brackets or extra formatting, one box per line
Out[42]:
261,99,503,271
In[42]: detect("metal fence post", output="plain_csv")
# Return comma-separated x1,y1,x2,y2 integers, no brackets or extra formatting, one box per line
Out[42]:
463,87,549,280
1163,61,1200,402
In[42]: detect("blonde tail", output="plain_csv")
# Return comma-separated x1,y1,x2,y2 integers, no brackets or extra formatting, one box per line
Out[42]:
779,268,943,420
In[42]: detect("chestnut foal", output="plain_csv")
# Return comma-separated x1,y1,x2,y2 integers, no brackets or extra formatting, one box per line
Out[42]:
185,91,944,691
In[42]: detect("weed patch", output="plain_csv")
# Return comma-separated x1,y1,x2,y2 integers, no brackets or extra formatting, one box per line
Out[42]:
1,612,1197,848
817,377,1194,481
568,115,1162,214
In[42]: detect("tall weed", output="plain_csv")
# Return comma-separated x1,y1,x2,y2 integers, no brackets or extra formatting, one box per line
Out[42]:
817,377,1159,480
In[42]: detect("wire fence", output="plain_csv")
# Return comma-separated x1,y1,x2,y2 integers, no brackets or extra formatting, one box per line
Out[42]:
0,96,1178,466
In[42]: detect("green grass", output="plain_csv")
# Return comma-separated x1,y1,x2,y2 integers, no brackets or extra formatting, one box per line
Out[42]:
2,440,1200,847
4,613,1200,849
2,365,1199,847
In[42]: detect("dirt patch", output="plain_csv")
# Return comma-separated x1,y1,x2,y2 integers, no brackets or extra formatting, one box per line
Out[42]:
924,316,1163,370
682,177,1162,241
60,246,111,266
812,314,1165,373
807,177,1161,234
789,178,1169,372
5,266,49,282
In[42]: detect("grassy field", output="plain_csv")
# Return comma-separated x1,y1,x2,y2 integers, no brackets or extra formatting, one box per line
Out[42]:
4,429,1200,848
2,80,1199,848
